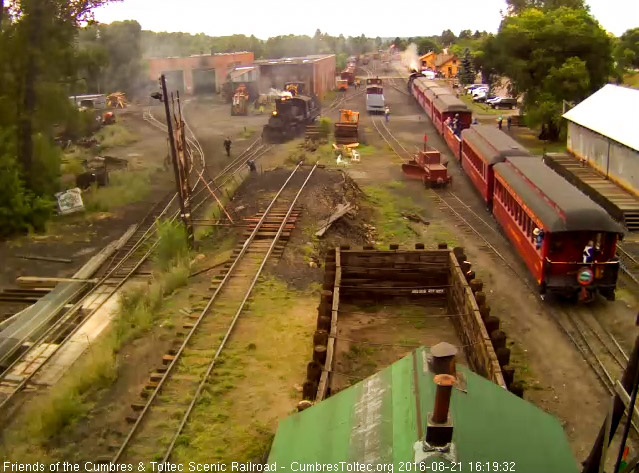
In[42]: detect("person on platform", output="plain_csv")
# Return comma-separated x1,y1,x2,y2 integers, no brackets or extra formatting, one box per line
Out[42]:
583,241,595,263
223,137,232,157
533,228,545,250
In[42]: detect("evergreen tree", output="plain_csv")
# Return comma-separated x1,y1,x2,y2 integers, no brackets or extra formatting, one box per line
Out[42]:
459,48,475,85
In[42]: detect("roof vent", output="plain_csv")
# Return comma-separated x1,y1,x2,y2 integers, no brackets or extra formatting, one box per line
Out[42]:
414,344,458,466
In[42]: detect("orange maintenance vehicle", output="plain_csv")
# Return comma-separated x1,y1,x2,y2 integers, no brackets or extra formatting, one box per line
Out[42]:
334,109,359,145
402,147,452,188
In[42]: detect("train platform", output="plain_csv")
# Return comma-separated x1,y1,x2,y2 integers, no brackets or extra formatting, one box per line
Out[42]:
544,152,639,232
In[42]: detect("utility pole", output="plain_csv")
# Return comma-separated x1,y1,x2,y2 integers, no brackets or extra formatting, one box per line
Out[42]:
159,74,194,248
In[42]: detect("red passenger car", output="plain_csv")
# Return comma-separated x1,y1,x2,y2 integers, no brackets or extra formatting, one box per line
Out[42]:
432,95,471,135
493,157,623,300
460,125,530,206
423,87,450,121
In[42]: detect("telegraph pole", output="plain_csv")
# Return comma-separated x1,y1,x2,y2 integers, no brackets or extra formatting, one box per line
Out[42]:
159,74,194,248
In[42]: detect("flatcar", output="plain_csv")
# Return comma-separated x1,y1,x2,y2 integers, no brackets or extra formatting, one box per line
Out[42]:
460,124,530,207
493,156,623,300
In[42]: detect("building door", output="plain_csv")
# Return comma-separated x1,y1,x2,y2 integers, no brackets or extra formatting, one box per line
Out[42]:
163,70,185,95
193,68,216,94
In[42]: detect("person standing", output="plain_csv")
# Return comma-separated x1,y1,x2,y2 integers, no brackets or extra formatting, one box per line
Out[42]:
583,241,595,263
223,137,232,157
497,116,503,130
507,116,512,131
384,106,390,123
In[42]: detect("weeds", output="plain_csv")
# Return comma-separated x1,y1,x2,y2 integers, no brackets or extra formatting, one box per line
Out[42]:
363,184,421,246
155,220,189,271
83,170,151,212
95,124,137,149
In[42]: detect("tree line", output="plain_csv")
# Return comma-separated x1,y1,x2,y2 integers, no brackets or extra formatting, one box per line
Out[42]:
0,0,637,237
399,0,638,141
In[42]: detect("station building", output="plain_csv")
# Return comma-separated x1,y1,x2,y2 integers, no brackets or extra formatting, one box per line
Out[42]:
147,51,254,95
253,54,336,99
563,84,639,196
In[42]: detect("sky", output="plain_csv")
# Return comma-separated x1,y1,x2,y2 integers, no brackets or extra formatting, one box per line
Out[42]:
93,0,638,38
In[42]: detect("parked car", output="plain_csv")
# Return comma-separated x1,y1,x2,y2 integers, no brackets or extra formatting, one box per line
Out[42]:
489,97,518,109
486,96,502,104
465,84,487,94
472,91,497,103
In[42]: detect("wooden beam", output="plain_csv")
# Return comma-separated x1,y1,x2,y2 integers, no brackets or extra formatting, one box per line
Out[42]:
16,276,99,287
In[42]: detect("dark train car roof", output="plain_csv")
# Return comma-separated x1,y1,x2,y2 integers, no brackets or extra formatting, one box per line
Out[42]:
413,77,438,88
425,87,452,99
494,157,625,233
433,95,470,113
461,125,530,164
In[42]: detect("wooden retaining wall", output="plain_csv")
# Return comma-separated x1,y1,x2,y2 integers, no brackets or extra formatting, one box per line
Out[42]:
303,244,521,406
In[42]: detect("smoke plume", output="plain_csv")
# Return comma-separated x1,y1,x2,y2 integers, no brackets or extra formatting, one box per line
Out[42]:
401,43,420,71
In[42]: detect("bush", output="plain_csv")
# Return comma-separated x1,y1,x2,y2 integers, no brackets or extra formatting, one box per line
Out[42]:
0,130,55,237
318,117,332,138
155,219,189,272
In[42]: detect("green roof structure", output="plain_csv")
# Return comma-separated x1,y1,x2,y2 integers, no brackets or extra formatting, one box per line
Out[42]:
268,347,578,472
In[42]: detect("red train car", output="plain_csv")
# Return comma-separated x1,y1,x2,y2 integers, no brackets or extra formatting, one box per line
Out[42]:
444,124,462,160
460,124,530,206
432,95,472,135
423,87,450,121
411,78,437,114
493,157,623,299
340,66,355,85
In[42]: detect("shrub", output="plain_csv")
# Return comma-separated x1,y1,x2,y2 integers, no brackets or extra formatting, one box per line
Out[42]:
155,219,189,272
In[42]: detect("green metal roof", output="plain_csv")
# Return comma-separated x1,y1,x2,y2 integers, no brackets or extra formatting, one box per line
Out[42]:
268,347,578,472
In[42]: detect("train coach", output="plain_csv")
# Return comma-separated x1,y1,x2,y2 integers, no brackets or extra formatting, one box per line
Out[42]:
432,95,472,135
493,156,624,300
460,124,530,207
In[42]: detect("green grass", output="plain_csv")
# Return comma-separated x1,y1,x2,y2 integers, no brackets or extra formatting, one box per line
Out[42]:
355,144,378,156
83,170,151,212
194,178,242,240
95,124,137,149
155,219,189,272
61,146,90,176
363,184,422,247
508,128,566,156
1,222,193,457
459,94,506,115
240,127,255,139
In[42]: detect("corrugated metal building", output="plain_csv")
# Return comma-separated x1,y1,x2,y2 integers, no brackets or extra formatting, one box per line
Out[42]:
268,346,578,472
563,84,639,197
254,54,336,99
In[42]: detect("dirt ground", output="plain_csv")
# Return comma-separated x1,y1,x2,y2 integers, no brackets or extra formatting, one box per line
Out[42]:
332,303,467,393
2,67,637,466
337,63,638,461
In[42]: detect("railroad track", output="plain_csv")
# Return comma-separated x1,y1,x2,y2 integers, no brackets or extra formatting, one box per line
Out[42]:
617,244,639,288
112,162,317,463
0,103,255,412
370,109,632,404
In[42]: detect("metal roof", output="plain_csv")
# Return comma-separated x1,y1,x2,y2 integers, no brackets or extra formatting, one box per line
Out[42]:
494,156,625,233
268,347,578,472
254,54,335,65
433,95,470,113
563,84,639,152
461,125,530,165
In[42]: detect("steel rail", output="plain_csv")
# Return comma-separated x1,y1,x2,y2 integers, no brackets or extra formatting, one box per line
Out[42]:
162,162,318,461
370,109,629,402
111,162,306,463
0,104,211,411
